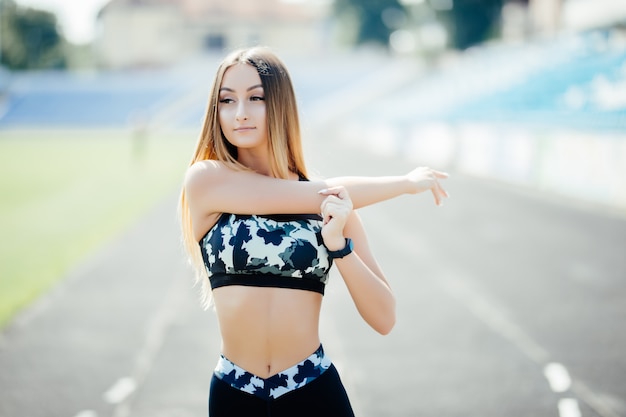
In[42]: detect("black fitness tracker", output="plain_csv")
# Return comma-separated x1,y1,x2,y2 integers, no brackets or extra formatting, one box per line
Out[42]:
326,238,354,259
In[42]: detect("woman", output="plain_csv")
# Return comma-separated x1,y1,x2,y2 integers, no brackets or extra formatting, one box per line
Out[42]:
180,47,448,416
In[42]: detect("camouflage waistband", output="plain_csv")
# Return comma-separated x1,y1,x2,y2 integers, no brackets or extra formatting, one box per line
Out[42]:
214,344,331,400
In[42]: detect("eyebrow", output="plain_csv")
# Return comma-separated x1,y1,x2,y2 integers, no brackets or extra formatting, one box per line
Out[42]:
219,84,263,93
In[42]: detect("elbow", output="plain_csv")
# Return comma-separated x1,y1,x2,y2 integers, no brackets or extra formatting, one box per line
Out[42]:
375,312,396,335
371,300,396,335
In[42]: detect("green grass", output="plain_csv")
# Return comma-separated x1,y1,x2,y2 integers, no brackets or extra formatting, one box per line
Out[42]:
0,129,195,328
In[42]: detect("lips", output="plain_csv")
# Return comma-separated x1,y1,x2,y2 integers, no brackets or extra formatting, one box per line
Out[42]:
234,126,256,132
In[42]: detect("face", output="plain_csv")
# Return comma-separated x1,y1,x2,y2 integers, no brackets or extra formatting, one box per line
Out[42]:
218,64,268,153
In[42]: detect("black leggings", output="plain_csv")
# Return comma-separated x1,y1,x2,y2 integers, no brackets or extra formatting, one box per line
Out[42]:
209,364,355,417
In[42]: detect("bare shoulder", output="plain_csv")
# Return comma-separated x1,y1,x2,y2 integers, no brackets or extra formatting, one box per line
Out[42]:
184,160,238,200
185,160,223,188
184,161,229,240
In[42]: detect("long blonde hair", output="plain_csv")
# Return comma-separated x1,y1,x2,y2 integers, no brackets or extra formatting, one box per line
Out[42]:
179,47,309,306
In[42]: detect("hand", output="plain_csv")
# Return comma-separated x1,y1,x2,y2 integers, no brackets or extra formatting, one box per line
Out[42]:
406,167,449,206
318,186,353,251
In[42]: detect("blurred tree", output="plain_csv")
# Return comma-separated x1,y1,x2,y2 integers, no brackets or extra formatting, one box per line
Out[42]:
0,0,67,70
334,0,408,47
432,0,504,49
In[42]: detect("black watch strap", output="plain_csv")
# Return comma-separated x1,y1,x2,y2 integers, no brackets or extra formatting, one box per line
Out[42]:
326,238,354,259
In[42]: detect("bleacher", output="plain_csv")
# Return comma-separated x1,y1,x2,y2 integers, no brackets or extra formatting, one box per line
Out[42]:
0,67,206,129
357,28,626,134
0,29,624,132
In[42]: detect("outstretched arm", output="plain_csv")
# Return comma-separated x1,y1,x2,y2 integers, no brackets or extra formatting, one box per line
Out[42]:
325,166,449,208
184,161,449,218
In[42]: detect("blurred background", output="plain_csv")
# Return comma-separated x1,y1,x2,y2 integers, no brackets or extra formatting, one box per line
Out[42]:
1,1,625,417
1,0,624,200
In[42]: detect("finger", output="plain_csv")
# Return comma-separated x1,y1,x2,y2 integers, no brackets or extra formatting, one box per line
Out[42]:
320,195,340,213
434,179,448,198
321,198,341,221
432,189,442,207
321,201,333,223
320,194,334,210
433,170,449,179
318,186,349,199
436,176,450,198
434,183,448,206
322,206,339,226
432,180,445,205
322,202,347,219
322,198,351,221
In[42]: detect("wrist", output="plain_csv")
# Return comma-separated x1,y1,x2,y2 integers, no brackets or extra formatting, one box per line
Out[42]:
325,238,354,259
401,175,415,195
324,236,346,252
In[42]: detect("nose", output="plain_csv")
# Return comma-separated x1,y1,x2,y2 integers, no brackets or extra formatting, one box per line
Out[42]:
235,101,248,121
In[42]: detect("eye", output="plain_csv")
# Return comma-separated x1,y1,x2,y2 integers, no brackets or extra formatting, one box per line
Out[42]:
250,96,265,102
219,97,234,104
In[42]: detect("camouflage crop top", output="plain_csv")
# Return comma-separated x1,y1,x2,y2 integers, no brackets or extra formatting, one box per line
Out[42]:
199,213,333,294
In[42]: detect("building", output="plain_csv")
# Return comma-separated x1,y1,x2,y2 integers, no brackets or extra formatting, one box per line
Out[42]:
95,0,331,69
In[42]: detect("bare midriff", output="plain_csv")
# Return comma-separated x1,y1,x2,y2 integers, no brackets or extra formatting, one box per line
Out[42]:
212,285,323,378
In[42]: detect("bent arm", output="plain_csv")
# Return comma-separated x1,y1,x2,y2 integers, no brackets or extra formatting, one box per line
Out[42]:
333,211,396,335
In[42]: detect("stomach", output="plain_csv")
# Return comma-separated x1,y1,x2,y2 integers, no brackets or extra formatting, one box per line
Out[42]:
212,285,323,378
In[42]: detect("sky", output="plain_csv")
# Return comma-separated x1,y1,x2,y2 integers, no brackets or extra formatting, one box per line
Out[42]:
14,0,110,44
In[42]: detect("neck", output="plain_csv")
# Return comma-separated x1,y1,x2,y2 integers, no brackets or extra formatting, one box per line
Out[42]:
238,147,273,177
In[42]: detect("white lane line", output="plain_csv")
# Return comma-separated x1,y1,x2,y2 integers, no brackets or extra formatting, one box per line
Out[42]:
365,208,622,417
440,274,551,364
103,377,137,404
570,379,622,417
60,230,184,417
559,398,582,417
108,274,189,417
544,362,572,393
73,411,98,417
